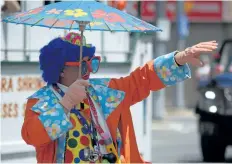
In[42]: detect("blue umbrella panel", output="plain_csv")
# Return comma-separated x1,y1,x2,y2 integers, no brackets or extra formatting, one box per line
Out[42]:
2,0,162,33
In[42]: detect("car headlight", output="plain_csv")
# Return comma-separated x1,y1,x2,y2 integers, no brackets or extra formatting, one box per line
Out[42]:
209,105,217,113
198,88,225,114
205,91,216,99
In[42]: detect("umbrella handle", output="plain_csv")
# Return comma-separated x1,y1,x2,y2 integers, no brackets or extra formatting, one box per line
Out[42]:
78,23,86,78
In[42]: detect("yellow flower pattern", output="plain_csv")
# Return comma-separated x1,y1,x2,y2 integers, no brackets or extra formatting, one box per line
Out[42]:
89,21,103,26
154,52,191,86
64,9,88,17
51,123,61,138
161,66,171,79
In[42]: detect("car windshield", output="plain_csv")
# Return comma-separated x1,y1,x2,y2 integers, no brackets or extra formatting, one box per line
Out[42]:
219,41,232,73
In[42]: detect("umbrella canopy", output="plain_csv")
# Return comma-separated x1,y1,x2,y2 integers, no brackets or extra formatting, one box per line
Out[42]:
2,0,163,77
2,0,162,32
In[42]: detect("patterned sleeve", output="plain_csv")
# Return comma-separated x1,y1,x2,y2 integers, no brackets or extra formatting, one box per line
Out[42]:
153,51,191,86
38,103,73,140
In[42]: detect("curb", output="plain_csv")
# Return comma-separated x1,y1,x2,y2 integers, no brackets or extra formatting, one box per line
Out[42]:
165,108,195,117
152,108,197,124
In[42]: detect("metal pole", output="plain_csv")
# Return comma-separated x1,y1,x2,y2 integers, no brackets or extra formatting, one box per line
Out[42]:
101,0,107,62
23,1,28,61
3,14,8,61
79,23,85,78
101,31,105,61
175,1,186,108
152,1,168,120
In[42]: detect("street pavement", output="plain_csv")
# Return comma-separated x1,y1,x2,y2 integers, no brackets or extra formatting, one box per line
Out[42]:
2,110,232,163
152,112,202,162
152,111,232,163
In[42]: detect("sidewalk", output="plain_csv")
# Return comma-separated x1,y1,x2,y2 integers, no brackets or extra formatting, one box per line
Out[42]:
165,107,195,117
1,157,36,163
152,108,198,133
153,108,197,123
153,108,196,120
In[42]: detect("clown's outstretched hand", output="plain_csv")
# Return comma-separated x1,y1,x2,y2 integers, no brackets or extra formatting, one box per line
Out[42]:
174,40,218,67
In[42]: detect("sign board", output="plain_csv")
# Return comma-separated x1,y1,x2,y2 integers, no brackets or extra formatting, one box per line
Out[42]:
156,18,171,42
140,1,156,22
223,1,232,22
1,75,45,154
167,1,223,22
126,1,224,22
177,14,189,38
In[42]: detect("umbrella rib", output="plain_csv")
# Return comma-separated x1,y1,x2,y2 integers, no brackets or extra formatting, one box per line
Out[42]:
69,20,74,31
104,21,112,32
65,1,84,30
76,0,83,8
120,11,147,32
31,18,44,27
87,6,94,22
88,23,92,31
10,4,48,26
15,6,48,25
122,11,162,32
131,15,154,30
6,17,20,22
49,19,59,29
16,17,32,25
131,21,144,31
120,23,129,32
48,3,74,30
87,6,94,31
101,4,112,32
75,20,81,30
134,25,142,31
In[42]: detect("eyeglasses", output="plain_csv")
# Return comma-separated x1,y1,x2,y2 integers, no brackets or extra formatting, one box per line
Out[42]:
65,56,101,78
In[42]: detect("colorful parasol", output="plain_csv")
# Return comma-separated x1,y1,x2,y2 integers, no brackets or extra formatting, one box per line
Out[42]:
2,0,162,76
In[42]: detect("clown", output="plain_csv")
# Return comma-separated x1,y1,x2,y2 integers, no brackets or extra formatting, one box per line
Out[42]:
22,32,217,163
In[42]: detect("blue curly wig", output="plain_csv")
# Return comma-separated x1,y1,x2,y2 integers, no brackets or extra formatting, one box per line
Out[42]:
39,37,96,84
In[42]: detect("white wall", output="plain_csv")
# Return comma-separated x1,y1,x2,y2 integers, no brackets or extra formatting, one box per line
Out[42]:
129,40,154,161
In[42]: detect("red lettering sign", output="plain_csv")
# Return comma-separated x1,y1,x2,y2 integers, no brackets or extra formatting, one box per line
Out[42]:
1,77,13,92
1,103,18,118
166,1,223,22
141,1,156,22
130,1,223,22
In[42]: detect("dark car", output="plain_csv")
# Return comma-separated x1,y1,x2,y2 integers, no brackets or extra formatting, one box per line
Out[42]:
195,39,232,162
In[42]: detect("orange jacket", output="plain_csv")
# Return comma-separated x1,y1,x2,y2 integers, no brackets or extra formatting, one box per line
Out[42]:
22,52,191,163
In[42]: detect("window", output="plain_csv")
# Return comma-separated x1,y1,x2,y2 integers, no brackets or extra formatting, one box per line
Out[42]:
44,0,61,6
220,42,232,72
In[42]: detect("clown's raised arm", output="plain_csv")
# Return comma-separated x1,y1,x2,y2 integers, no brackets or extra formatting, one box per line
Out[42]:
21,32,217,163
108,41,217,106
109,51,189,106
